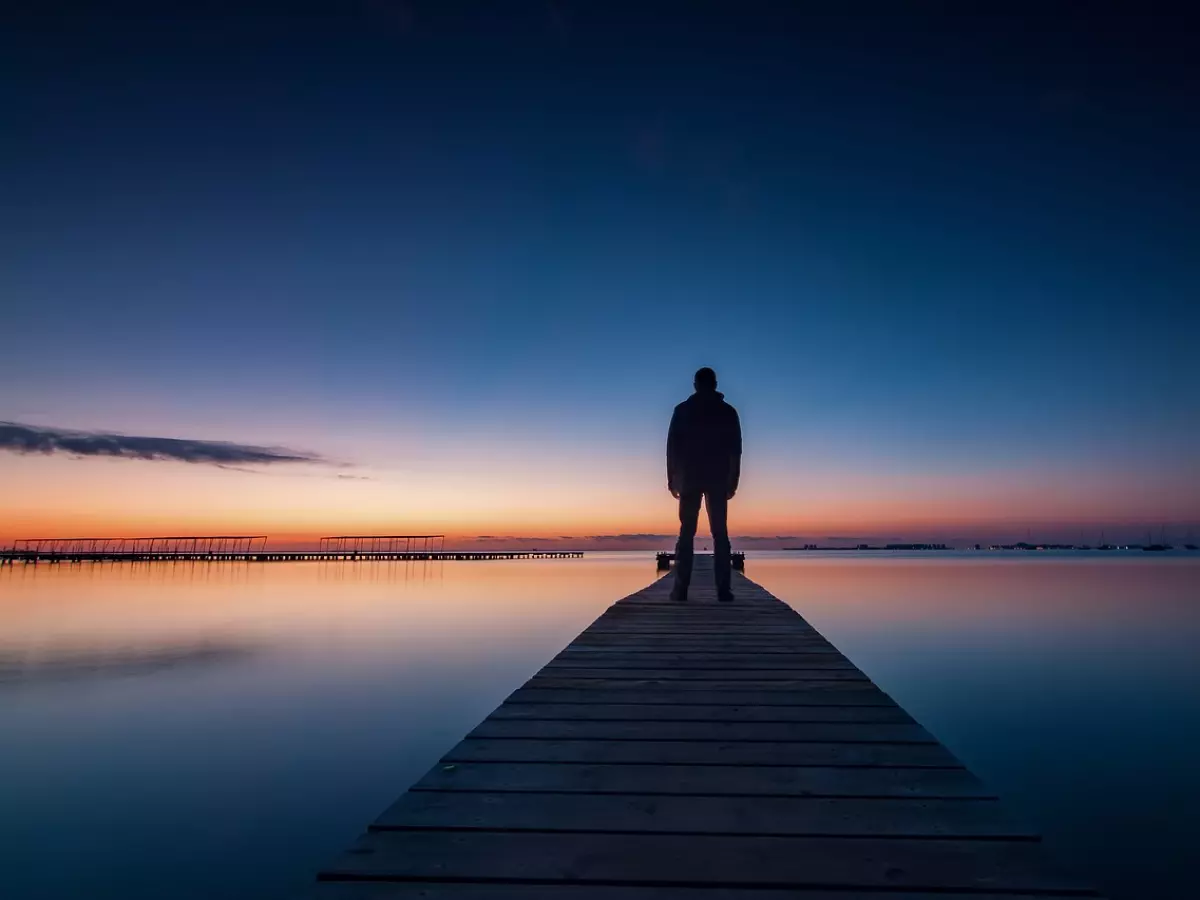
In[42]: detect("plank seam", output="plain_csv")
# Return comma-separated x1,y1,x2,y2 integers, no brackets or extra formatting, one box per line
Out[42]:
365,824,1043,842
499,704,903,710
315,873,1099,896
504,699,899,707
488,717,914,724
462,737,938,745
435,759,967,769
410,787,999,799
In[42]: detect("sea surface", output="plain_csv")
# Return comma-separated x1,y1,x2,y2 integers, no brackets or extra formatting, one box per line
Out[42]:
1,551,1197,900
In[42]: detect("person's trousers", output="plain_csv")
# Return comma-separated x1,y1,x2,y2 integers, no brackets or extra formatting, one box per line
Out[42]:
674,488,731,594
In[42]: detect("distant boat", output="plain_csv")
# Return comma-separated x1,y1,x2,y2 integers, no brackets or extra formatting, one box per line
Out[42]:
1143,527,1172,551
1186,544,1199,551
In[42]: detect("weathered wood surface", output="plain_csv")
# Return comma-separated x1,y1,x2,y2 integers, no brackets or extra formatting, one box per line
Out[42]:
410,761,996,795
315,890,1088,900
373,791,1035,836
465,719,934,741
312,556,1103,899
441,740,959,767
489,700,914,722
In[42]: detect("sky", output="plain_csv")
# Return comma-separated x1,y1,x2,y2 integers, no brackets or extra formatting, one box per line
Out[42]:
2,2,1198,547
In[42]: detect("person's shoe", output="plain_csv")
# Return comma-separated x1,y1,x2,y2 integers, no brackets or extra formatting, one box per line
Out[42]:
670,586,688,602
718,590,735,602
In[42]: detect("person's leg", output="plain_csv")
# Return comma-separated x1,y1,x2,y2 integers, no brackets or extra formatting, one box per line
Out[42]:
705,488,733,599
673,490,702,599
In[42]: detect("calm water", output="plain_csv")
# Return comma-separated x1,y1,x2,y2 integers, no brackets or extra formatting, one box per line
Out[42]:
1,552,1197,899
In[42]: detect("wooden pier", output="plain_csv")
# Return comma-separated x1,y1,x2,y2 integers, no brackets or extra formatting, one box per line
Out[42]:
0,534,583,565
312,556,1103,898
0,550,582,564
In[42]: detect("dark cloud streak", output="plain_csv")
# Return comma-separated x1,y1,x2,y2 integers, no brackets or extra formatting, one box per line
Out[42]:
0,422,323,468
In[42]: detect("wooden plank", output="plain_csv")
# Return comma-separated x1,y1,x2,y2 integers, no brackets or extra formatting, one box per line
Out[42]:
580,627,816,635
555,650,846,661
313,884,1094,899
574,635,825,643
619,607,796,614
578,621,820,628
525,677,878,691
373,791,1035,837
572,631,831,640
547,656,857,669
587,626,814,633
580,628,819,636
469,719,934,743
557,651,847,660
442,738,961,767
583,619,812,625
412,762,993,796
490,702,914,723
505,687,899,706
597,615,797,621
565,646,843,652
588,624,810,631
567,639,840,650
581,619,810,625
596,614,801,623
525,668,869,681
320,831,1093,894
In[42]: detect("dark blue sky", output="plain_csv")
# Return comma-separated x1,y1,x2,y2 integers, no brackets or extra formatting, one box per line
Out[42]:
2,3,1197,539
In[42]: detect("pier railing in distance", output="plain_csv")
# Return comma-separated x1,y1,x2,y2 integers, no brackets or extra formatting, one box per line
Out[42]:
1,535,581,564
319,535,445,553
12,536,268,556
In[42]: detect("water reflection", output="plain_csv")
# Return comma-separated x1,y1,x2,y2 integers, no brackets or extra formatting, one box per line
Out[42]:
0,640,259,685
751,553,1200,900
1,553,1196,900
0,555,658,900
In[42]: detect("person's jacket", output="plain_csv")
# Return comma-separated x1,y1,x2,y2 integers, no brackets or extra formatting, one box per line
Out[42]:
667,389,742,495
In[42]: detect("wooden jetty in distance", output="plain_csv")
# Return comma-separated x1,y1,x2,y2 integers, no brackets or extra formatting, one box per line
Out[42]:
0,535,582,564
313,555,1104,898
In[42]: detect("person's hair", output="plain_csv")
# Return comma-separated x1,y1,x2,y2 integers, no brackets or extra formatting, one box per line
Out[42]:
694,367,717,390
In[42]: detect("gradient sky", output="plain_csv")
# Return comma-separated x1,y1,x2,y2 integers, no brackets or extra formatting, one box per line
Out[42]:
2,3,1197,546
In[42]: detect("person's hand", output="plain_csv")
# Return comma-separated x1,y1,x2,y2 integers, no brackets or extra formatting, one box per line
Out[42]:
670,488,680,499
727,489,736,500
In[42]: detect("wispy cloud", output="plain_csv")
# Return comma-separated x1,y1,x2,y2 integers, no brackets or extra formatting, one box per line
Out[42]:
0,422,324,468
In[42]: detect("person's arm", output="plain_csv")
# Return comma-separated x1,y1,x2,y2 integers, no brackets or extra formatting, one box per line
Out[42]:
728,407,742,498
667,406,681,497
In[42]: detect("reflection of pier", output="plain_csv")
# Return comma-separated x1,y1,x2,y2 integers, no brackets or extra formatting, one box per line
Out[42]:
0,534,582,564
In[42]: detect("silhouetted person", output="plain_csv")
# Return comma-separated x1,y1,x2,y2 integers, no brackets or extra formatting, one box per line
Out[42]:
667,367,741,601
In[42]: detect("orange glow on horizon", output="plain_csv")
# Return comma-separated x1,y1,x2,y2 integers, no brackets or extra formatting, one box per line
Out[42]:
2,450,1196,547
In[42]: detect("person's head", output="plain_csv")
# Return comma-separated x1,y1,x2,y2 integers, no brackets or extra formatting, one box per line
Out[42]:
694,367,718,392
